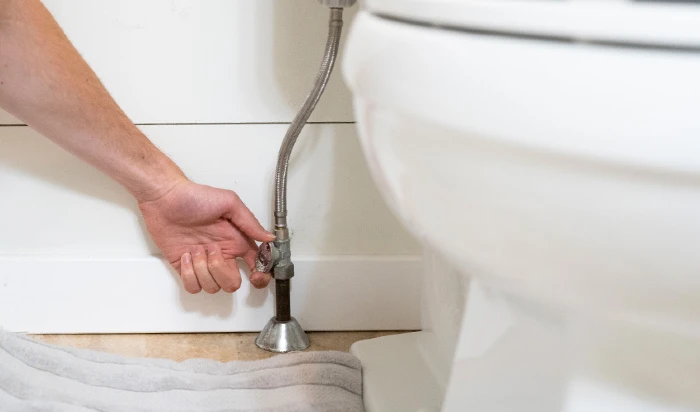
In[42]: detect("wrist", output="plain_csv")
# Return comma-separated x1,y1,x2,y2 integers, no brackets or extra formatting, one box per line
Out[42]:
128,155,188,203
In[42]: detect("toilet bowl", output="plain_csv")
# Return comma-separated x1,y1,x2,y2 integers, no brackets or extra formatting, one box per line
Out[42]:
342,1,700,411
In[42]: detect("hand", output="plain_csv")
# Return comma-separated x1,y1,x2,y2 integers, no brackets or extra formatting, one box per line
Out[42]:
138,179,275,294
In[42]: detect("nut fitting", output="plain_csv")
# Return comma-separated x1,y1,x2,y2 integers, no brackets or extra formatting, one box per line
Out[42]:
254,236,295,280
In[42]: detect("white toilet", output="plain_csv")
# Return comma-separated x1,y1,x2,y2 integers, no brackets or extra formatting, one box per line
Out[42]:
342,1,700,411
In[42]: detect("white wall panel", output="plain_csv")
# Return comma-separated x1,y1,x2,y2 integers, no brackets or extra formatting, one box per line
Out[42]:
0,0,356,124
0,256,421,333
0,124,421,332
0,1,422,333
0,124,419,256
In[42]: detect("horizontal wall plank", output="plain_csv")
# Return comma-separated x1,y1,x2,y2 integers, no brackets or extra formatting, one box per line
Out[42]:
0,255,421,333
0,124,420,256
0,0,357,125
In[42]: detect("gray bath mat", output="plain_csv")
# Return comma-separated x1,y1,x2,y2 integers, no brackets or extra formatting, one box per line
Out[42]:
0,330,364,412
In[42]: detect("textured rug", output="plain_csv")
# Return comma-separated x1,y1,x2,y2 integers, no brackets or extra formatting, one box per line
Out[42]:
0,330,364,412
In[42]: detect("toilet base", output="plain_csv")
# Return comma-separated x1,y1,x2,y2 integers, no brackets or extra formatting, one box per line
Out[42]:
351,332,444,412
354,279,700,412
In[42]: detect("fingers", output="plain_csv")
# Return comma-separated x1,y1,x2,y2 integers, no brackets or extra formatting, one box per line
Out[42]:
206,244,242,293
180,253,202,294
226,195,275,243
250,271,272,289
180,241,271,294
243,243,258,273
192,247,220,294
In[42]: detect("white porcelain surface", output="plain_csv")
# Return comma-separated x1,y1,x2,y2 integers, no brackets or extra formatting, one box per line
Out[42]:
364,0,700,47
344,10,700,412
345,11,700,333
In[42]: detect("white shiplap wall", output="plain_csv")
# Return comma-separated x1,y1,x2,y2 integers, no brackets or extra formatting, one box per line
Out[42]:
0,0,421,333
0,0,356,125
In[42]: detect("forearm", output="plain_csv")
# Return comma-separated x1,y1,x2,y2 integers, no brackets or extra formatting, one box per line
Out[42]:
0,0,184,201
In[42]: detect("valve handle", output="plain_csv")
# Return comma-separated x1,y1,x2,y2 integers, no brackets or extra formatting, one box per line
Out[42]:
255,242,275,273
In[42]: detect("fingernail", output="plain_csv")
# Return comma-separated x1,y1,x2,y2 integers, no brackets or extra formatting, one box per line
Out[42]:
182,253,191,264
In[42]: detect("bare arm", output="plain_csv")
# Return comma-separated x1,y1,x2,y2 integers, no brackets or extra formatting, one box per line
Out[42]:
0,0,274,293
0,0,182,200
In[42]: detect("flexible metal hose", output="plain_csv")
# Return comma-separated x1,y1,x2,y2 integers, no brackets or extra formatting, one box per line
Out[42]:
274,8,344,236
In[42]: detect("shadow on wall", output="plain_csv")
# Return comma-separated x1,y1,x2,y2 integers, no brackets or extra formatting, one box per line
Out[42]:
248,2,419,256
271,0,357,121
266,1,420,256
165,260,235,318
0,131,243,317
320,126,421,255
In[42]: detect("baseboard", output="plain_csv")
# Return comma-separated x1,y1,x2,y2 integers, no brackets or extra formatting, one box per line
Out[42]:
0,255,421,334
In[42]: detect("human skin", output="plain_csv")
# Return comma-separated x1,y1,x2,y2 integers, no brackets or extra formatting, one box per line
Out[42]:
0,0,274,293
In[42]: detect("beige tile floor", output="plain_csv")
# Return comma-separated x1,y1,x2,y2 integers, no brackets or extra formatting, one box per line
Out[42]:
31,331,404,362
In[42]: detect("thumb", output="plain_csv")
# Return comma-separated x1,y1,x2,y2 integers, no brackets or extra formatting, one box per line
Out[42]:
225,194,275,242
